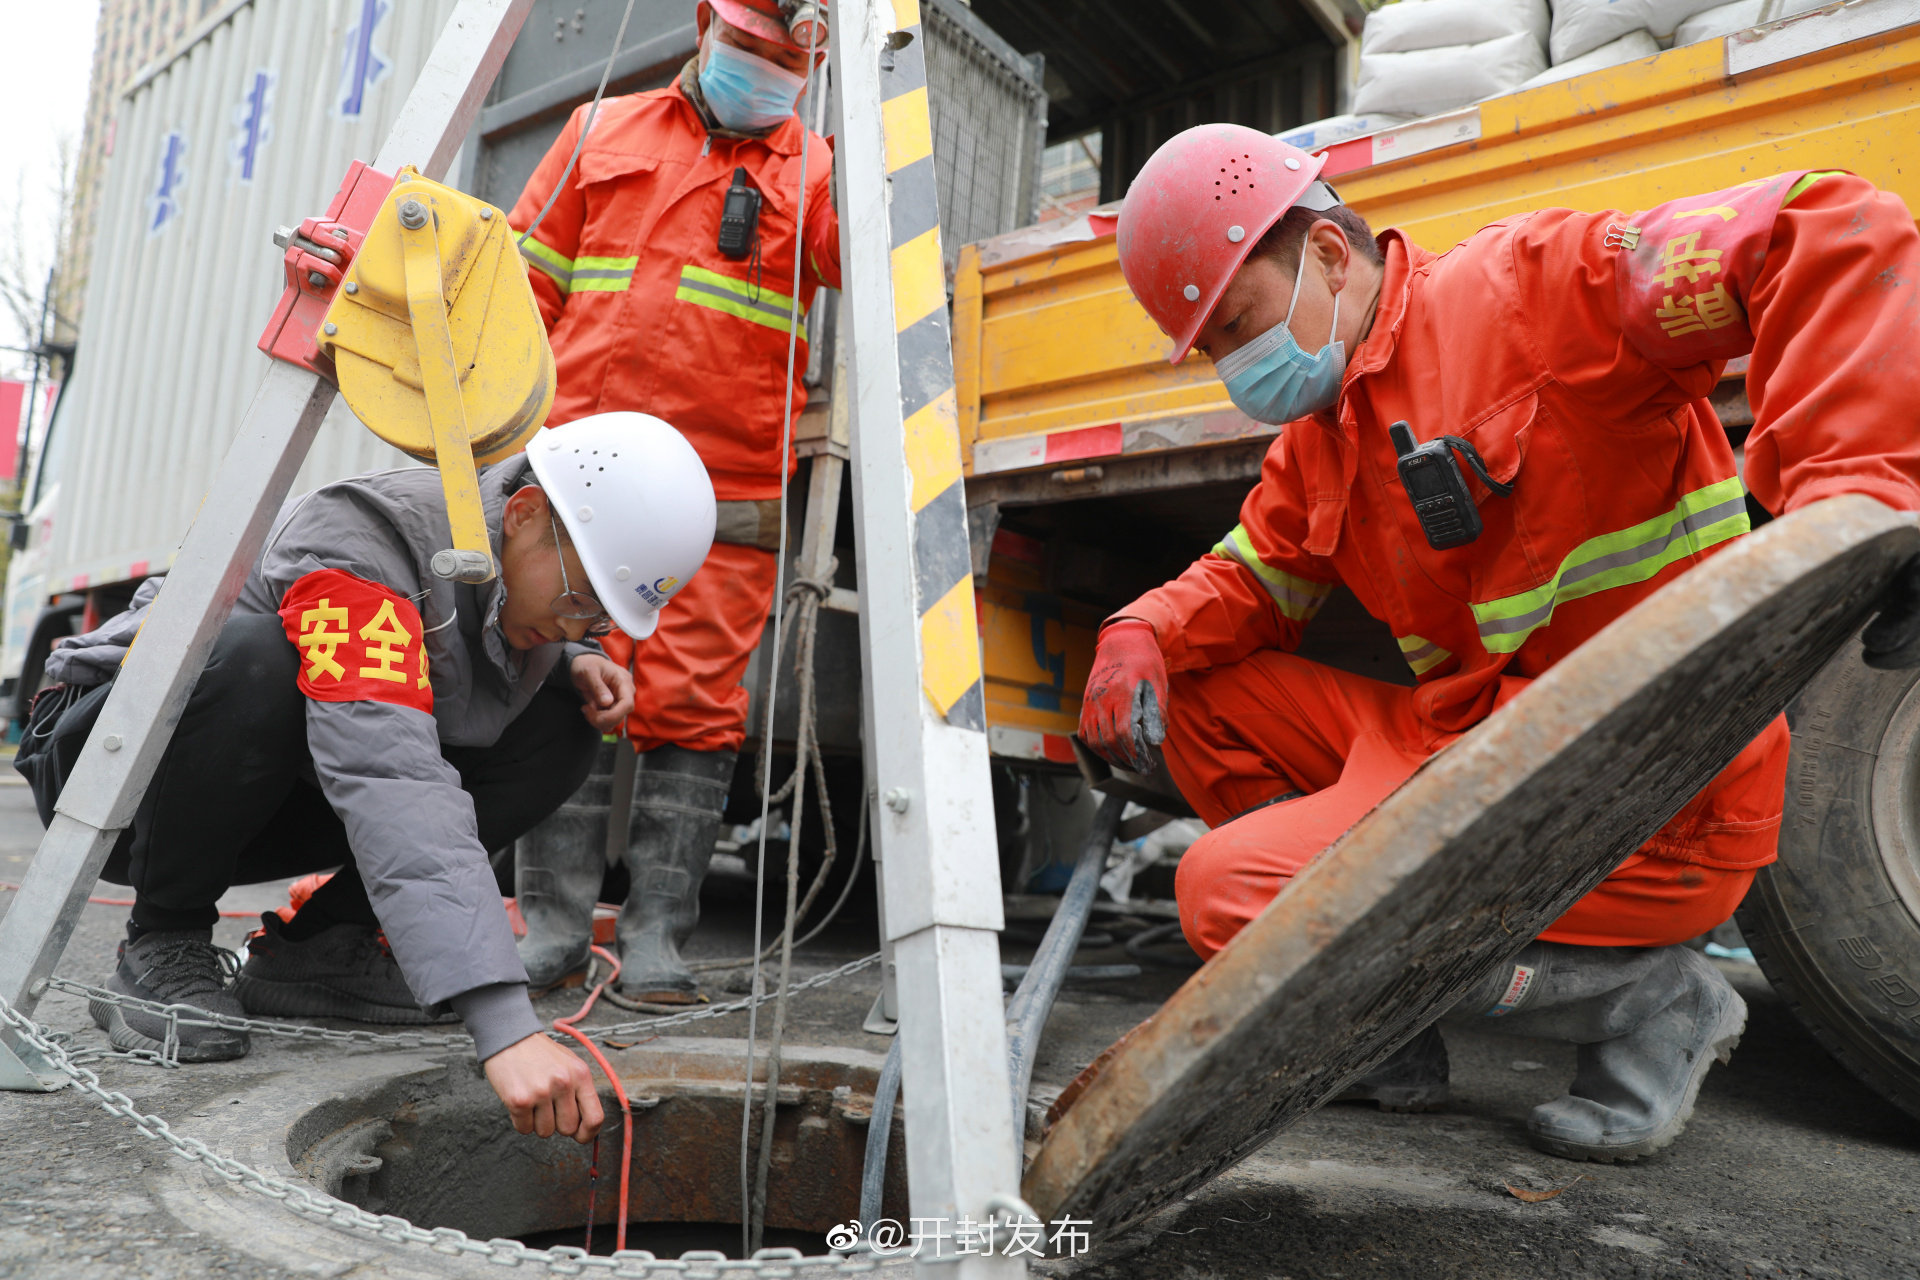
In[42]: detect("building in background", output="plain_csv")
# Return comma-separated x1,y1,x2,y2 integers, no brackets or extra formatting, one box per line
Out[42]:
970,0,1368,202
60,0,222,349
1037,134,1102,224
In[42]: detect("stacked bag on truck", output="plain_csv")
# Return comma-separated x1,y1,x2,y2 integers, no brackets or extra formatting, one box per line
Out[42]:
1353,0,1549,118
1547,0,1729,62
1312,0,1843,141
1523,0,1835,86
1670,0,1837,44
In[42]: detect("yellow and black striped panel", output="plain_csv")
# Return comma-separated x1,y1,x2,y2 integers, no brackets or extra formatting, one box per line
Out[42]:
882,0,984,733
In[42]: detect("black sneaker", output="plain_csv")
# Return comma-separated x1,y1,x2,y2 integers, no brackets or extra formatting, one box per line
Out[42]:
90,930,249,1063
233,912,457,1025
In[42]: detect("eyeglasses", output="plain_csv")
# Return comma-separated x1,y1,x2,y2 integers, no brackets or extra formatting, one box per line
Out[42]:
548,512,615,637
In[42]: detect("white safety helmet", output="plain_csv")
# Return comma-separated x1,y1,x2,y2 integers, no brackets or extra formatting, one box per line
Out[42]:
525,413,716,641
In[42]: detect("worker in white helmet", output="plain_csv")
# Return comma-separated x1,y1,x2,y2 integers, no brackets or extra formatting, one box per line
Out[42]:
28,414,713,1142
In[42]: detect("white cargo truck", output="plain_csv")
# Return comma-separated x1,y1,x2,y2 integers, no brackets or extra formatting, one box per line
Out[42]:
0,0,464,714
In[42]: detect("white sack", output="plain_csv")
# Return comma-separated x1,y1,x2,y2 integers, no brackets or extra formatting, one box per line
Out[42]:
1276,112,1414,150
1361,0,1550,55
1550,0,1727,61
1355,31,1547,119
1515,29,1662,89
1673,0,1830,45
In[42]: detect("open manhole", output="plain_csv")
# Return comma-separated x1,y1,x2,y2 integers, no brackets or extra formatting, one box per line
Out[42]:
287,1036,905,1257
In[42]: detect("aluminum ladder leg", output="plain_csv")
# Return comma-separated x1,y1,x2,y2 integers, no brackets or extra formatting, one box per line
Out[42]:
832,0,1030,1271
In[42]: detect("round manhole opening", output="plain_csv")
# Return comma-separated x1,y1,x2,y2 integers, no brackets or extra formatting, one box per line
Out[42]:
288,1037,903,1259
517,1222,828,1257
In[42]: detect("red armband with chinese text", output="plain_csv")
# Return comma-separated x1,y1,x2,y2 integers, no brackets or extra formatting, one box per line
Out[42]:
1615,170,1813,366
277,568,433,714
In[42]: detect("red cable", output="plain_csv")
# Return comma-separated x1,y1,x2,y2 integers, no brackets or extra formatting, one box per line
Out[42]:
0,882,257,919
583,1133,600,1255
553,943,633,1254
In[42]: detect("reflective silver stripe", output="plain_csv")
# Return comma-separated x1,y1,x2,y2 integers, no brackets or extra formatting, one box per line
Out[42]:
1473,478,1749,654
675,273,796,331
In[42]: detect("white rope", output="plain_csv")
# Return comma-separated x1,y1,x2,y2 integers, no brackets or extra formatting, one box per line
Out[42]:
742,24,828,1256
515,0,640,251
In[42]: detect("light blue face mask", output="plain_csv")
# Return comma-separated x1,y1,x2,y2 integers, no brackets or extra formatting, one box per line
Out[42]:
1213,242,1347,425
699,37,805,133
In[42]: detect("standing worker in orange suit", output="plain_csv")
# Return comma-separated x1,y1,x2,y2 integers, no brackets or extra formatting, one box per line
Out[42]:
507,0,838,1004
1079,124,1920,1162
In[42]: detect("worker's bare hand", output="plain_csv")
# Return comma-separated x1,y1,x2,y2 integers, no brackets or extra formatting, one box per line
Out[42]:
484,1033,605,1142
570,653,635,733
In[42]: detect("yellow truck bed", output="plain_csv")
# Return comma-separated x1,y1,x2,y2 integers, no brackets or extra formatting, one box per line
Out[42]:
960,0,1920,762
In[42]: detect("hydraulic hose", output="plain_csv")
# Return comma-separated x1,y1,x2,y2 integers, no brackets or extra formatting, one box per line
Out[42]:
857,1034,903,1229
855,792,1127,1222
1003,793,1126,1154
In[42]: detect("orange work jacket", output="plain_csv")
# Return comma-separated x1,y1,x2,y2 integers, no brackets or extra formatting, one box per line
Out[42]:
1125,171,1920,870
508,80,841,501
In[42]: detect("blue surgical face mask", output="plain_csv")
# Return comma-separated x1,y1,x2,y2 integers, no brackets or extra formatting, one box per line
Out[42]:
699,35,805,133
1212,242,1347,425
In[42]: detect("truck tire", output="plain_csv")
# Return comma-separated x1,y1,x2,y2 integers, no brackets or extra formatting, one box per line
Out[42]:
1738,639,1920,1121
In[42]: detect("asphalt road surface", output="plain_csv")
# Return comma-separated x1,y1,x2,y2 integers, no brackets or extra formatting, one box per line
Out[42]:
2,775,1918,1279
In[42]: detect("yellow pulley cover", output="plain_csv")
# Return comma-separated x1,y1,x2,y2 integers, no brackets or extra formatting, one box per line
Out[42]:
318,168,554,465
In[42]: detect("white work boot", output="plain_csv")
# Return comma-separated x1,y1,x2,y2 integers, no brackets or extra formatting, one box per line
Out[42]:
617,746,735,1004
1446,941,1747,1162
515,741,619,991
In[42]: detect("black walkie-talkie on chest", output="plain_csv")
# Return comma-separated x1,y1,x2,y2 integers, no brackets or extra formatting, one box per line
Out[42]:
717,166,762,260
1389,420,1515,550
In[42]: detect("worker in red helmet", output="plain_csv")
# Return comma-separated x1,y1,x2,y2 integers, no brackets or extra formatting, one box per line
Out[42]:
1081,124,1920,1162
507,0,838,1005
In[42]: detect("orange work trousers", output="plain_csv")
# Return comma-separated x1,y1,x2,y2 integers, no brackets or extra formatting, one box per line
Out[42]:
1166,651,1787,961
598,541,778,754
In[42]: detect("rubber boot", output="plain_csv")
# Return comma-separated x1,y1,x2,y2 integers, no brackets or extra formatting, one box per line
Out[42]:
515,740,620,991
1334,1023,1450,1112
1445,941,1747,1162
616,745,736,1003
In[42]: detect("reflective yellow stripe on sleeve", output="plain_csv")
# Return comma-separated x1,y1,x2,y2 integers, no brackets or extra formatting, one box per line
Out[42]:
571,254,637,293
1211,524,1334,623
1785,171,1848,205
675,265,798,333
1472,478,1749,654
1397,634,1452,676
517,236,575,292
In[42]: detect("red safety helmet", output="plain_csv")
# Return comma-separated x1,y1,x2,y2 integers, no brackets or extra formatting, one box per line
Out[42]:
1117,124,1331,364
707,0,828,51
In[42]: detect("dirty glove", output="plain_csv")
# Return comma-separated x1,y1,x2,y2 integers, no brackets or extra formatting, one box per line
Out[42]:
1864,556,1920,669
1079,619,1169,774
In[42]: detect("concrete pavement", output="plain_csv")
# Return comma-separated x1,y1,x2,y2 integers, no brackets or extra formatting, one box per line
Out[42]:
2,777,1917,1279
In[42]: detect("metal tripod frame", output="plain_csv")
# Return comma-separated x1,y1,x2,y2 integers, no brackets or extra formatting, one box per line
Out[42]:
0,1,536,1094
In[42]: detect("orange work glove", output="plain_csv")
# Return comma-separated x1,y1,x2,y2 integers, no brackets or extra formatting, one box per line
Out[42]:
1079,619,1169,774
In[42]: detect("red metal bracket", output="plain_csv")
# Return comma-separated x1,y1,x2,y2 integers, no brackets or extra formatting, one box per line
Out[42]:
256,160,396,378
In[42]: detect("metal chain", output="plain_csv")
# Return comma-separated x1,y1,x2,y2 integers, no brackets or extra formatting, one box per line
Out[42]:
34,951,880,1066
581,952,879,1043
0,990,910,1276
